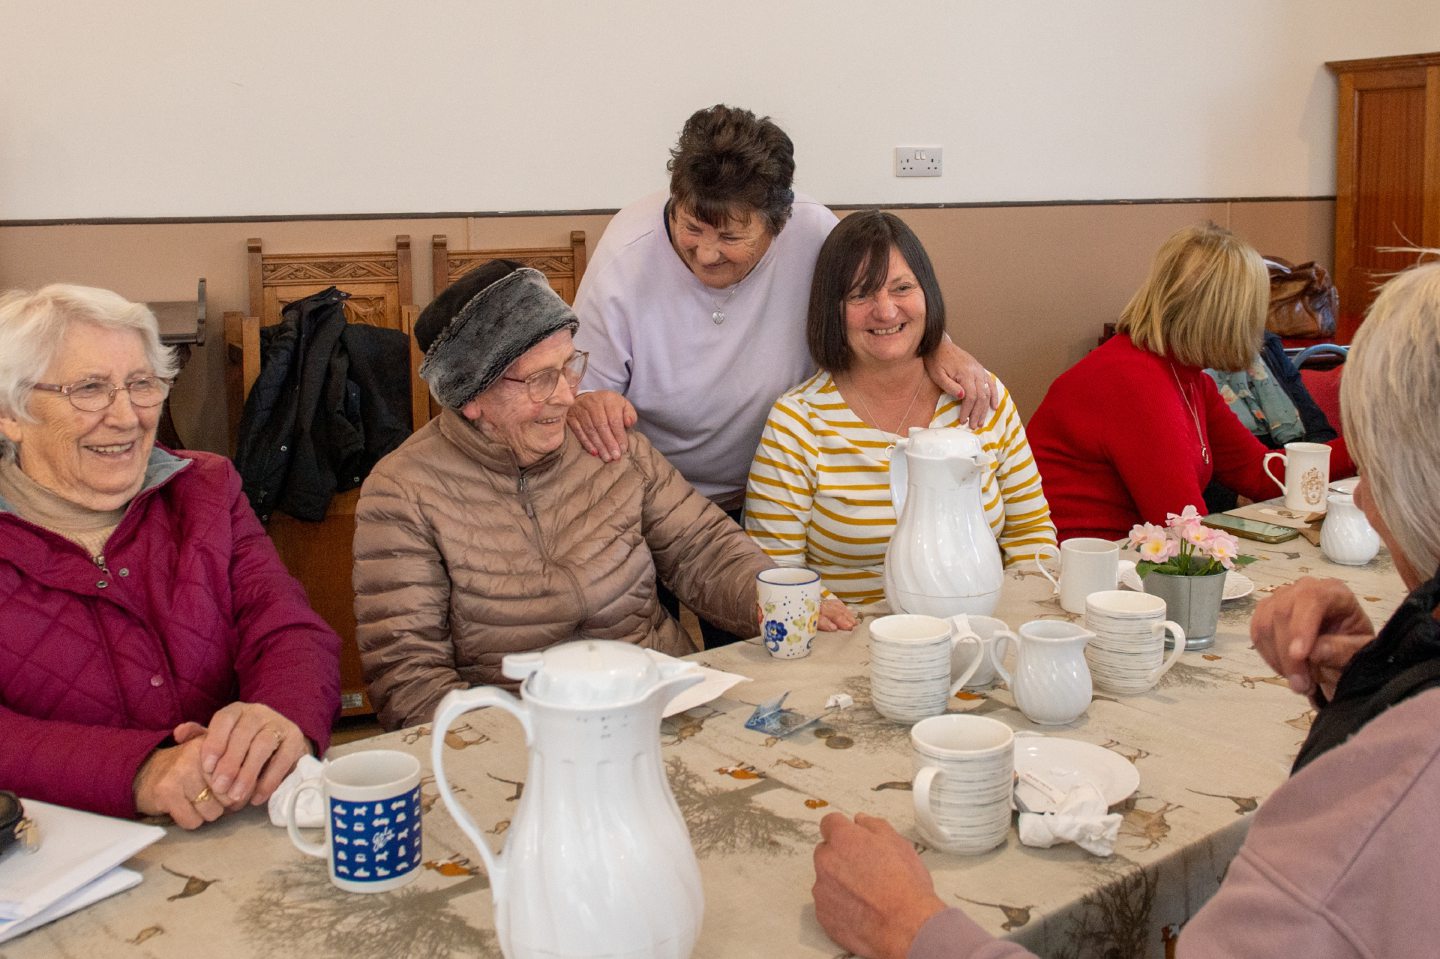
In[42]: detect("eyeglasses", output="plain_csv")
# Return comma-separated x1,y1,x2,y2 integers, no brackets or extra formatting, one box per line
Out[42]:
31,375,173,412
500,351,588,403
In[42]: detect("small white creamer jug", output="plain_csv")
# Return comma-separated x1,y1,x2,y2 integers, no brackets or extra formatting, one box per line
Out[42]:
1321,491,1380,566
884,427,1003,617
989,620,1094,725
431,641,705,959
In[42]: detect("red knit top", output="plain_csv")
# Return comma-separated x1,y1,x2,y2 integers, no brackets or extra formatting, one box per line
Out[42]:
1028,334,1279,540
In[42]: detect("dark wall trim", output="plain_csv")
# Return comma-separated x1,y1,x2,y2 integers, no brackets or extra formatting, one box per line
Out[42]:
0,195,1335,228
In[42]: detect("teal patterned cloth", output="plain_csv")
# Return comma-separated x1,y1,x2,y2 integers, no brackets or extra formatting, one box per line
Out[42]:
1208,357,1304,446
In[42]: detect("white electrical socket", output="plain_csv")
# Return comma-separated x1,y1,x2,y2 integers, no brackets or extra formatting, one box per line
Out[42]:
895,146,943,177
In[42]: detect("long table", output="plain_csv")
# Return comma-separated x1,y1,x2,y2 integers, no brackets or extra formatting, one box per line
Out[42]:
3,539,1406,959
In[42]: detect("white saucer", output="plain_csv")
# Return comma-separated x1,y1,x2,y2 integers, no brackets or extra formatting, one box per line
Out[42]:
1120,568,1254,602
1012,737,1140,813
1329,476,1359,495
1223,571,1255,601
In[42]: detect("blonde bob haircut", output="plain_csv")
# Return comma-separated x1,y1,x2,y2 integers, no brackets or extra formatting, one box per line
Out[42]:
0,285,177,455
1116,223,1268,372
1341,256,1440,579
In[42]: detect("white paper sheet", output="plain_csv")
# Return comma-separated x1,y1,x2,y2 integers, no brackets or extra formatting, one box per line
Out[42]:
0,800,163,927
643,649,750,717
0,867,141,944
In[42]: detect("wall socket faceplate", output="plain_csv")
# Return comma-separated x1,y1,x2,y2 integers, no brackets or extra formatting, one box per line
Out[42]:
895,146,943,177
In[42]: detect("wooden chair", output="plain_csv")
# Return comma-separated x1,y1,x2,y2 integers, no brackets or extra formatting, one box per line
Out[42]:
431,231,587,302
408,232,589,426
223,235,416,718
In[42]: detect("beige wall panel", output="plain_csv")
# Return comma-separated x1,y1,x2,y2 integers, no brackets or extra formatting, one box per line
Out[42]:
0,200,1329,453
1227,200,1336,273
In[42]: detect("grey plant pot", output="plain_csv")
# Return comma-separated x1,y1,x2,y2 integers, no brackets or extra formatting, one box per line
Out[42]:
1140,570,1227,649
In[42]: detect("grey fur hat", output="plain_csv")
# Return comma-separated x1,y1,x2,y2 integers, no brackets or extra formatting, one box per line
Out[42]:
416,264,579,409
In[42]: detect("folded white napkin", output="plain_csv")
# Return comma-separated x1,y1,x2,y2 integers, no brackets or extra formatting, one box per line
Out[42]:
267,755,325,828
1017,782,1121,857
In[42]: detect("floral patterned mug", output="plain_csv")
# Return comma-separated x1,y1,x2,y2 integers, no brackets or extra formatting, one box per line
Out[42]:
756,567,822,659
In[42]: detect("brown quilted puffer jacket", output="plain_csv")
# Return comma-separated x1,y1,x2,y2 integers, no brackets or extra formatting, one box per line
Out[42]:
353,409,768,730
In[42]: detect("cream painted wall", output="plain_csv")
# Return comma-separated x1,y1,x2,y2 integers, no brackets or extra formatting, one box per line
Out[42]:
3,1,1438,219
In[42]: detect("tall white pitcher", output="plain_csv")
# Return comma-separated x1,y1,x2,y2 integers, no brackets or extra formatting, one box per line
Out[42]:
431,641,705,959
884,427,1004,616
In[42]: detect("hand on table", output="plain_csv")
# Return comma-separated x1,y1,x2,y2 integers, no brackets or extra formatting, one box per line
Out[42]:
1251,576,1375,701
187,702,311,808
132,734,229,829
567,390,637,462
818,597,857,631
812,812,947,959
924,337,996,429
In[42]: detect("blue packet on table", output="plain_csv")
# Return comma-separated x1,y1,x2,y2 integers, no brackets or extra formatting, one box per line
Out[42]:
744,692,822,738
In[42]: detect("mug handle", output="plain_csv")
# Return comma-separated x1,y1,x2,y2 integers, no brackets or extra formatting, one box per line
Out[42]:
431,686,532,906
1033,545,1060,593
1262,451,1287,496
912,765,955,845
285,777,327,859
948,634,983,696
1148,621,1187,683
989,630,1017,687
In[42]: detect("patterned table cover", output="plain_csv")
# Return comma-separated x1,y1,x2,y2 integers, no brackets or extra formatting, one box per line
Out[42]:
2,539,1406,959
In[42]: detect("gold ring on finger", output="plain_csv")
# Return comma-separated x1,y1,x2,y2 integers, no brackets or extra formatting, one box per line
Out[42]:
192,786,213,805
267,726,284,747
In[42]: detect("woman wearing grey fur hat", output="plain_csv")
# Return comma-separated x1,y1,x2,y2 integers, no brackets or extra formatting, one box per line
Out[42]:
353,260,771,731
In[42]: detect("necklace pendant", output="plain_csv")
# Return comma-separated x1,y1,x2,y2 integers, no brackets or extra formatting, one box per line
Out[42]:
711,310,725,325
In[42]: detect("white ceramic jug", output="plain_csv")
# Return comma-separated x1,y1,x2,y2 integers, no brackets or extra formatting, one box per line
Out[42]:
431,641,705,959
1320,491,1380,566
989,620,1095,725
884,428,1004,617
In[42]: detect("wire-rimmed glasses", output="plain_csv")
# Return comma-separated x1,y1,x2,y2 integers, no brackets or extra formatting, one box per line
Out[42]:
500,351,588,403
31,375,174,412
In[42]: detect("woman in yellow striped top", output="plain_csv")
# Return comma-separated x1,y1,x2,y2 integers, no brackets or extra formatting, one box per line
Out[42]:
744,211,1056,629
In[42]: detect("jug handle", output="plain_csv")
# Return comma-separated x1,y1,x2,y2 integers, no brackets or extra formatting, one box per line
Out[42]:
890,440,909,517
989,630,1018,688
430,686,532,904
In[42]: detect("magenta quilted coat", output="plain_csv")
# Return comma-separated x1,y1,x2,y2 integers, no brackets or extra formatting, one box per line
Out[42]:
0,449,340,818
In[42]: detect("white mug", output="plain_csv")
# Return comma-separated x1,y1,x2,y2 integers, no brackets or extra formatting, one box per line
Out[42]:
911,714,1014,855
756,567,822,659
1034,538,1126,614
1263,441,1331,514
286,750,423,893
950,615,1009,689
869,614,989,723
1084,590,1186,695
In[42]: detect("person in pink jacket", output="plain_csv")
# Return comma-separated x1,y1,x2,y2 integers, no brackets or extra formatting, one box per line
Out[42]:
0,285,339,828
810,256,1440,958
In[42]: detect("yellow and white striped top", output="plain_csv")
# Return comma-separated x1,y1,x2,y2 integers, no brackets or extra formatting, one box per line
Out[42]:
744,371,1056,608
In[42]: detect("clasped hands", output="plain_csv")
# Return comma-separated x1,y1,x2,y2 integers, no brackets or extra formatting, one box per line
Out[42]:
133,702,309,830
1250,576,1376,703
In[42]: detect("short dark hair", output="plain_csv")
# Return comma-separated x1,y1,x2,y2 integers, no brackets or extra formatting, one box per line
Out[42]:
667,104,795,235
807,210,946,373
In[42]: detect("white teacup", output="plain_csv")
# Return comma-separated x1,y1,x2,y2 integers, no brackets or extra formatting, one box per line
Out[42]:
870,614,991,723
1263,441,1331,514
911,714,1014,855
1084,590,1186,695
949,615,1008,690
286,750,423,893
757,567,821,660
1034,539,1133,614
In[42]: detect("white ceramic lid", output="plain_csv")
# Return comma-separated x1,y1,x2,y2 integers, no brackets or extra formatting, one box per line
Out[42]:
902,426,985,459
503,640,663,707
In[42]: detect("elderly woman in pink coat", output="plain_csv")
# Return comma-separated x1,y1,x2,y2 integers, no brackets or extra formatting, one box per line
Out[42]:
0,284,339,828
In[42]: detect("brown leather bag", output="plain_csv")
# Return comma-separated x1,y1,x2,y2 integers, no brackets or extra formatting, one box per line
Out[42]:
1263,256,1338,339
